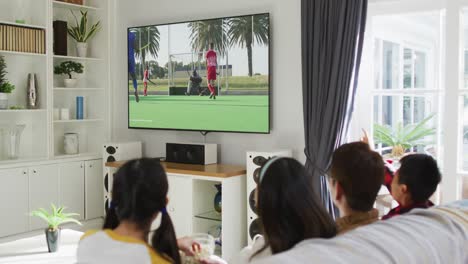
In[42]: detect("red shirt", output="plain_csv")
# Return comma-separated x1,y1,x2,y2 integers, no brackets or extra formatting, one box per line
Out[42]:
206,50,217,67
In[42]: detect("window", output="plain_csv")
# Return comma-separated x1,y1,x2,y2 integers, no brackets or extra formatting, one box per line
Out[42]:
372,37,439,157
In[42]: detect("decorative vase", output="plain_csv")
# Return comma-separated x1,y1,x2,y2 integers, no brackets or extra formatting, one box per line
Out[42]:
27,73,38,109
45,228,61,253
214,184,222,213
0,93,7,109
0,124,25,159
64,133,79,154
64,79,77,88
76,42,88,57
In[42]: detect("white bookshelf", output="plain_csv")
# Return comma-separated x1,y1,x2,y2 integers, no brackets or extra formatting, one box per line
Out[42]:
0,0,110,162
52,1,101,11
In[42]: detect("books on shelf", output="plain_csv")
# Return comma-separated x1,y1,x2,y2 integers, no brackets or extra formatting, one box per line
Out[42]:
0,24,45,54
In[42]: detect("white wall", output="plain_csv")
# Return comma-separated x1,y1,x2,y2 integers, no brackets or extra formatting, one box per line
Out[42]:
111,0,304,165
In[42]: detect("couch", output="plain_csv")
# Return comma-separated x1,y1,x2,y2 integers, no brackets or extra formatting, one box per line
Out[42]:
254,200,468,264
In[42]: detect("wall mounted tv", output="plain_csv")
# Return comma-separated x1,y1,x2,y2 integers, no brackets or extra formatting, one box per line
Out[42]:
128,13,270,133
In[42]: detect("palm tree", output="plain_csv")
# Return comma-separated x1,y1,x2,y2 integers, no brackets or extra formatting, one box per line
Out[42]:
228,14,269,77
188,19,228,58
131,26,160,78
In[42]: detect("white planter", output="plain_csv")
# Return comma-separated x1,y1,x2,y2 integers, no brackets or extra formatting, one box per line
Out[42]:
0,93,8,110
64,79,78,88
76,42,88,57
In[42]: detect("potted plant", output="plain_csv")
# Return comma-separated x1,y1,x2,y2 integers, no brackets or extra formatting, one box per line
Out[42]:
373,114,436,158
54,61,84,88
31,204,81,253
0,55,15,110
68,11,101,57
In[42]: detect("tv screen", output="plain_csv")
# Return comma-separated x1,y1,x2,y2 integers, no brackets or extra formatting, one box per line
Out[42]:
128,13,270,133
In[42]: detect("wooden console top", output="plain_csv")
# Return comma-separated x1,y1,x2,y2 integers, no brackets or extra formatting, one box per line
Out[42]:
105,160,246,178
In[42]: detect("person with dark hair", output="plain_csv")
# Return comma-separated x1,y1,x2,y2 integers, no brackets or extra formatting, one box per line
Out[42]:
328,142,385,234
382,154,441,220
202,157,337,264
77,158,197,264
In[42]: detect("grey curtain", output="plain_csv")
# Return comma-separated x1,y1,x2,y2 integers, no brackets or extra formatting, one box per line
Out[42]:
301,0,368,217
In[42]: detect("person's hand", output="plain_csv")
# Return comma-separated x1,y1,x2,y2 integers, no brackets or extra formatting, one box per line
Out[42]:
360,129,369,145
177,236,199,257
200,255,227,264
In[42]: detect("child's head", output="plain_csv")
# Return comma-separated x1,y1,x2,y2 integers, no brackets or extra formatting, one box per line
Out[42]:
329,142,385,214
256,157,336,255
103,158,180,264
391,154,441,206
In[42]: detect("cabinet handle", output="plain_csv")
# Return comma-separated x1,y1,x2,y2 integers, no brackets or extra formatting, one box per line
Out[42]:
23,171,27,175
90,164,93,168
33,170,37,173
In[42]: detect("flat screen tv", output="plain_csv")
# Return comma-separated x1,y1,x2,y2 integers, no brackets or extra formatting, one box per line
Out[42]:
127,13,270,133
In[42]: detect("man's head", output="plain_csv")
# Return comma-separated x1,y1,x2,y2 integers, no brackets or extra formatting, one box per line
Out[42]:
209,42,214,50
328,142,384,215
391,154,441,206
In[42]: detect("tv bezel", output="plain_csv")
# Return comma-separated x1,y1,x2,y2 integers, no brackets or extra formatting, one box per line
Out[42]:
127,12,271,134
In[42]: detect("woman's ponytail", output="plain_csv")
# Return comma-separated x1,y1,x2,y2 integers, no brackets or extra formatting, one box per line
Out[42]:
151,209,181,264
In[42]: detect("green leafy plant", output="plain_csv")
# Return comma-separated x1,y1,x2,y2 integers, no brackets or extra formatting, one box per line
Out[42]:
373,113,436,157
31,204,81,231
68,11,101,43
0,55,15,93
54,61,84,79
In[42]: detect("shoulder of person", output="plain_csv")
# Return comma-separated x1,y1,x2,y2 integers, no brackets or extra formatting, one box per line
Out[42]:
230,235,269,263
80,229,100,241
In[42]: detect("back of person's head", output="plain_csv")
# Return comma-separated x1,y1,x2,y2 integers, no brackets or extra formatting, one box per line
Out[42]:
256,157,336,256
330,142,385,212
398,154,441,203
103,158,180,264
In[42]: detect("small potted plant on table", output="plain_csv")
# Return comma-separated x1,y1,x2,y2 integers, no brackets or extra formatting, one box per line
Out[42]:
54,61,84,88
31,204,81,253
0,55,15,109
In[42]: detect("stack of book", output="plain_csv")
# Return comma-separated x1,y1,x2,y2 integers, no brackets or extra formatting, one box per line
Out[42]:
0,24,46,54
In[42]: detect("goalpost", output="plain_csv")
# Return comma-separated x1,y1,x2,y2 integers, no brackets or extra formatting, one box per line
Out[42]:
168,51,229,96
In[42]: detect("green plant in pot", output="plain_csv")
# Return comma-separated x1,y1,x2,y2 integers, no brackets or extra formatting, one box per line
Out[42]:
54,61,83,88
31,204,81,253
0,55,15,110
68,10,101,57
373,113,436,158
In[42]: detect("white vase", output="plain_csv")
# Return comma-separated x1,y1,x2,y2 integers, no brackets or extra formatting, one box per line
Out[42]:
0,93,8,109
76,42,88,57
64,79,78,88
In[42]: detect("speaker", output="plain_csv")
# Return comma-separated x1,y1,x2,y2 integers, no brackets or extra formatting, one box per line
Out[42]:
53,20,67,56
103,142,142,214
166,143,217,165
246,150,292,245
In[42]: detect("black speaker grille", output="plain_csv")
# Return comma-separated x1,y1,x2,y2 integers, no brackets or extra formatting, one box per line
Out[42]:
249,189,257,214
107,156,116,162
166,143,205,164
104,173,108,192
249,218,261,239
106,146,116,155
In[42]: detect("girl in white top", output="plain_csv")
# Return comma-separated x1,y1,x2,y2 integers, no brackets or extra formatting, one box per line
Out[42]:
77,158,196,264
203,157,338,264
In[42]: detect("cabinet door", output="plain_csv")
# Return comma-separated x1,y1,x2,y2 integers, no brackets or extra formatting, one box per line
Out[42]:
29,164,60,230
154,174,193,237
59,161,85,221
85,159,104,219
0,168,29,237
